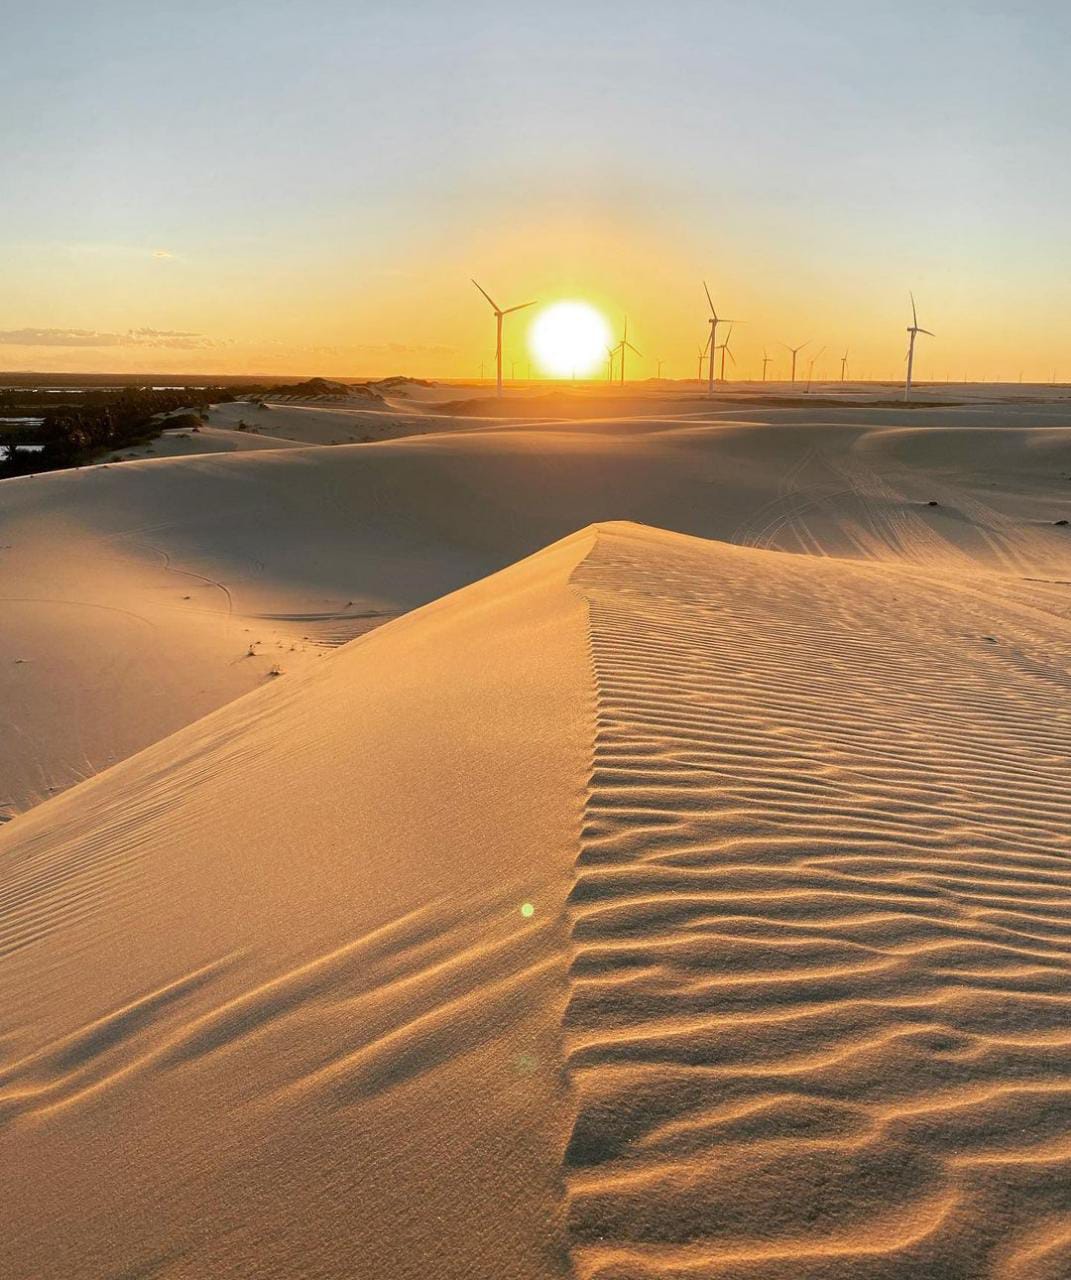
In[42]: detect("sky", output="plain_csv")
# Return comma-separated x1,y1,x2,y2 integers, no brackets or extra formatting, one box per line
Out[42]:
2,0,1070,381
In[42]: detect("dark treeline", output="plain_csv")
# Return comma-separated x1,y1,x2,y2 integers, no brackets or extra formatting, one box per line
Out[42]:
0,385,262,478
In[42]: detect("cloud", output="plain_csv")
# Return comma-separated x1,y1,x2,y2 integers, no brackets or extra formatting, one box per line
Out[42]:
60,242,181,263
0,328,215,350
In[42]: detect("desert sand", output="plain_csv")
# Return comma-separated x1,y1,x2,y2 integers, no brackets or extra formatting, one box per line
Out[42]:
3,388,1071,1277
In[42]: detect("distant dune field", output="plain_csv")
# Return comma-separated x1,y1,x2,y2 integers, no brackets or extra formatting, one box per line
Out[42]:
2,391,1071,1278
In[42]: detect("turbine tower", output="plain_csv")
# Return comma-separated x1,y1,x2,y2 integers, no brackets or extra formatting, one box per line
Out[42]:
703,282,739,393
840,348,849,381
471,279,536,398
904,293,934,402
606,347,615,382
761,349,772,382
781,340,811,383
614,317,641,385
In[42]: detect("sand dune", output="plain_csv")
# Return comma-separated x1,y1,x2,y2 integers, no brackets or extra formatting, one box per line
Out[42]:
3,405,1070,814
104,422,307,462
566,524,1071,1278
0,528,594,1279
3,515,1071,1276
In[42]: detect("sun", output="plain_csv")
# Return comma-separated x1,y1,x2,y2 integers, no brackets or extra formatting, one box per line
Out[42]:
529,301,612,378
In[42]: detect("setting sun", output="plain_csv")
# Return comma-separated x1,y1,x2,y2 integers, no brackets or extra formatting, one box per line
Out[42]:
529,301,611,378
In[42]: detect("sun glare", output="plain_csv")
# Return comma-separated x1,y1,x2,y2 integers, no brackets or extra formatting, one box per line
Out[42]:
530,301,611,378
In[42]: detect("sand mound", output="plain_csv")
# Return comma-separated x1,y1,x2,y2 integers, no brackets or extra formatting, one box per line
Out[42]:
4,519,1071,1276
265,376,386,404
566,524,1071,1278
0,527,594,1279
4,407,1070,816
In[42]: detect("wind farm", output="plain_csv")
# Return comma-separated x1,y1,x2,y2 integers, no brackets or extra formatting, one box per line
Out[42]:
5,4,1071,1280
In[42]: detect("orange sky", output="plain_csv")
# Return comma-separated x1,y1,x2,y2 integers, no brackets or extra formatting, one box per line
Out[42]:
3,3,1070,383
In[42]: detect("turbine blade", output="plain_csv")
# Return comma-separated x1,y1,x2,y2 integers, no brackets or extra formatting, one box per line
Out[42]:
919,328,935,337
502,300,537,315
626,343,642,356
911,292,918,328
471,279,500,312
703,281,715,314
726,349,736,364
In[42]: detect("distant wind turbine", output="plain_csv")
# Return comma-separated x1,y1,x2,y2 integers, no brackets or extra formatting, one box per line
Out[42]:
806,346,826,389
614,317,641,385
471,279,536,398
840,348,849,381
717,325,736,383
781,340,811,383
761,349,772,382
703,282,739,393
904,292,934,402
697,340,709,382
606,347,615,382
656,359,664,380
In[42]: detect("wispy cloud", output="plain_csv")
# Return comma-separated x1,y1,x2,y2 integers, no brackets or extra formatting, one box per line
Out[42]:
0,328,215,350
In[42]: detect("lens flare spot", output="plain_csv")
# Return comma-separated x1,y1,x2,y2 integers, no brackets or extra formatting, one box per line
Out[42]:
520,902,535,919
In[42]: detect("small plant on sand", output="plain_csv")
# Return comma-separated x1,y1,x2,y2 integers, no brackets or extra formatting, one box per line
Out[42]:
268,664,283,677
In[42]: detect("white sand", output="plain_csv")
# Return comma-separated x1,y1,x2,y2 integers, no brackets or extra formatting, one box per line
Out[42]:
2,392,1071,1277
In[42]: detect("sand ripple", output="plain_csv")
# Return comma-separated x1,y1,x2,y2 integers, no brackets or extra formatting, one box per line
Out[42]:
564,523,1071,1279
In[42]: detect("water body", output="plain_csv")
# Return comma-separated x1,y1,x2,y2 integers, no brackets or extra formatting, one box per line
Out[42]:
0,444,45,462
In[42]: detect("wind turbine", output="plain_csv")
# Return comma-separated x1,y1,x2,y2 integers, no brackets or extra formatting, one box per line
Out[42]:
761,349,772,382
471,279,536,398
656,359,664,380
840,348,849,381
614,317,641,385
904,293,934,402
806,346,825,389
703,282,739,393
717,324,736,383
697,340,709,382
606,347,615,382
781,340,811,383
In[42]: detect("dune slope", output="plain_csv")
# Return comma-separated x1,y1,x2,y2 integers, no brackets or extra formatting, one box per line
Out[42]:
4,516,1071,1277
0,529,594,1280
5,406,1070,816
566,524,1071,1279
